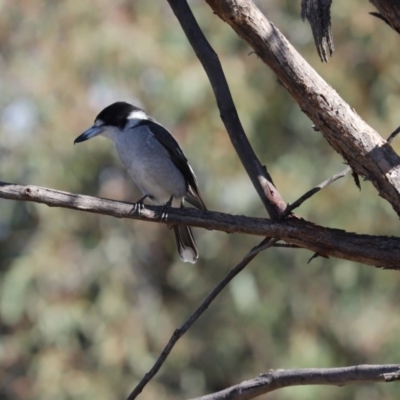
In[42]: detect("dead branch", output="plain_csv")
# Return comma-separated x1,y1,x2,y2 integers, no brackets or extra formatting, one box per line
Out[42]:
301,0,334,62
1,181,400,269
192,364,400,400
126,238,276,399
166,0,287,219
204,0,400,216
370,0,400,34
284,166,351,216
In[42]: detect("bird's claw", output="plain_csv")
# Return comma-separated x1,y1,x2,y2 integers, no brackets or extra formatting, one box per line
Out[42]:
130,194,148,217
161,196,173,222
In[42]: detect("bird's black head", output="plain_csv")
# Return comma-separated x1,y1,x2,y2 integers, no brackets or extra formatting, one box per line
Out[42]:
74,102,149,144
95,102,145,129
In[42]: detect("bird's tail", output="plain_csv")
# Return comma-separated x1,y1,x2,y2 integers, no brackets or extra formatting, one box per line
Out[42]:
173,225,198,264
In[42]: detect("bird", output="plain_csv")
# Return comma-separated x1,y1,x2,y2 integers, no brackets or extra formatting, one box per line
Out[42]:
74,101,206,264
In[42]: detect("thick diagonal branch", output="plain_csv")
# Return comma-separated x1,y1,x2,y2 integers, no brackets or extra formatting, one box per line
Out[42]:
204,0,400,217
1,181,400,269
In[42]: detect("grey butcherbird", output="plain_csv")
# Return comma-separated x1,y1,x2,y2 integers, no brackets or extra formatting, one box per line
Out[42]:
74,102,206,264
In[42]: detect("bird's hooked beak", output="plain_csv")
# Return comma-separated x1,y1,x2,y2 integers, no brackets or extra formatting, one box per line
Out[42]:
74,125,104,144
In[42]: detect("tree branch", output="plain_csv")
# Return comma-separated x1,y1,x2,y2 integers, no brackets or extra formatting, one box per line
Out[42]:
284,166,351,216
370,0,400,34
284,125,400,216
301,0,334,62
2,181,400,269
126,238,276,399
387,125,400,144
204,0,400,217
166,0,287,219
191,364,400,400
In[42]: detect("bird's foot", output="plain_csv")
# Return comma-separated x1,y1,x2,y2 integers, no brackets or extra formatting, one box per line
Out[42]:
161,196,173,222
130,194,149,216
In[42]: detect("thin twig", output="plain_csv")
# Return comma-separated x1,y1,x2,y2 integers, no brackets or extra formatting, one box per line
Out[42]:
284,125,400,217
191,364,400,400
126,238,277,400
166,0,287,219
387,125,400,144
283,166,351,216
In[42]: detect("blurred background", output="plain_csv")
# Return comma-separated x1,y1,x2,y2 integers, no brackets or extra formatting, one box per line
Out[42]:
0,0,400,399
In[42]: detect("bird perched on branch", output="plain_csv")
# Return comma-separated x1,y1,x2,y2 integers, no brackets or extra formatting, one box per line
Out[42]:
74,102,206,264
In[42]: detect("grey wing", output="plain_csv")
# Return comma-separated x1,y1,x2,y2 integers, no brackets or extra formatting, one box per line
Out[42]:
136,120,206,210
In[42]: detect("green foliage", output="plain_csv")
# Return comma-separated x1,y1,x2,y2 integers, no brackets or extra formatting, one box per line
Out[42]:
0,1,399,399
